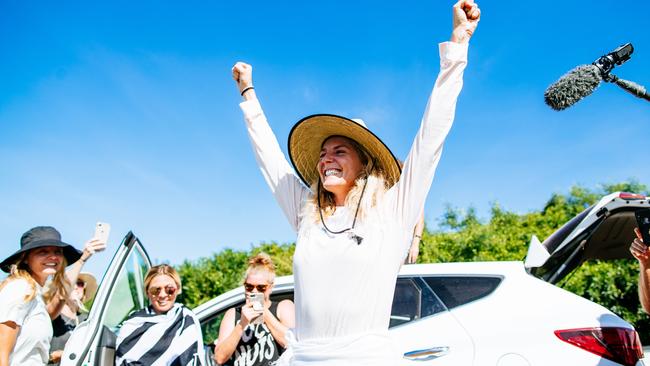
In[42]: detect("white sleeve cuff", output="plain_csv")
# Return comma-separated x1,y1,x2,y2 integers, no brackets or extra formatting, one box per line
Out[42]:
239,99,264,121
439,41,469,63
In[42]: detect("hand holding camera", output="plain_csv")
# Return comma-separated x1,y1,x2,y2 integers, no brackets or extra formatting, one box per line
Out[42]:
632,209,650,266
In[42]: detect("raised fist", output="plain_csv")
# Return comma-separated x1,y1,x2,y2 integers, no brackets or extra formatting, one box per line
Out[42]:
451,0,481,43
232,62,253,94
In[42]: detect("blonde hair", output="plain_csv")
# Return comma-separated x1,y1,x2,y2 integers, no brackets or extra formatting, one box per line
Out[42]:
244,253,276,284
304,136,389,222
0,251,70,304
144,264,182,294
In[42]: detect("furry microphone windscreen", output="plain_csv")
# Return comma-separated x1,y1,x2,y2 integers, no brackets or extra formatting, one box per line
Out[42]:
544,65,602,111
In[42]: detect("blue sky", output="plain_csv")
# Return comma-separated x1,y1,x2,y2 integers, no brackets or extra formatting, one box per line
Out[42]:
1,1,649,278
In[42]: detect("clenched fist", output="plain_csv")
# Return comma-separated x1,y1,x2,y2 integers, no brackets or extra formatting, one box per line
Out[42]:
451,0,481,44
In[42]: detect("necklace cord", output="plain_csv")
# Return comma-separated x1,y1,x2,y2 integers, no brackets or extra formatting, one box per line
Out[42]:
317,160,374,236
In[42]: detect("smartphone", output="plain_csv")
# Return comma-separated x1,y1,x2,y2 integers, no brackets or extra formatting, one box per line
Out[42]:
635,209,650,245
248,293,264,325
249,293,264,311
94,222,111,243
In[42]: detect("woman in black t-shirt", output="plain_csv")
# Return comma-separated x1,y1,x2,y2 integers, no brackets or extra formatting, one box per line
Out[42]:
214,253,295,366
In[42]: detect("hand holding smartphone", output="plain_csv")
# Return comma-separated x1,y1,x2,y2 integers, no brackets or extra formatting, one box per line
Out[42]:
248,293,265,325
87,222,110,255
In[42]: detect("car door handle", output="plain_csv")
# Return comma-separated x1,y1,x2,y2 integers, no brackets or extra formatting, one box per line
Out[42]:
403,346,450,361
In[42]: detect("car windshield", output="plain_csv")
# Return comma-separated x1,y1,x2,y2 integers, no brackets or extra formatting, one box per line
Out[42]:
542,204,595,253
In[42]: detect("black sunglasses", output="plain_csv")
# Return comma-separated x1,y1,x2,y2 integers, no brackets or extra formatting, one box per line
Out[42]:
244,283,269,292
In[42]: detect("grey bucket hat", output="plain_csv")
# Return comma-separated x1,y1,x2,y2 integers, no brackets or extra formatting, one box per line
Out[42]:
0,226,82,273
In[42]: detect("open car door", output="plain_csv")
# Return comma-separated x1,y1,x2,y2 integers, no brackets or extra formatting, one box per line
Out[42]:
61,232,152,366
525,192,650,284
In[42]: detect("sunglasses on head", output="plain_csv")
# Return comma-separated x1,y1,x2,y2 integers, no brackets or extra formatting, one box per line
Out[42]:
148,285,177,297
244,283,269,292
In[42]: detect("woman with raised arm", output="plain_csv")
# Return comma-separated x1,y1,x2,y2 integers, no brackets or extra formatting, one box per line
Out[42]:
231,1,480,364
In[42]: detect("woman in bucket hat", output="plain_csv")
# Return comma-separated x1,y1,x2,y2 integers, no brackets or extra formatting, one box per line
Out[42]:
231,1,480,364
0,226,82,366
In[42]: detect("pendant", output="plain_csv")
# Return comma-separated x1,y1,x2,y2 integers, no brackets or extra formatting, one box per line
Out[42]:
348,231,363,245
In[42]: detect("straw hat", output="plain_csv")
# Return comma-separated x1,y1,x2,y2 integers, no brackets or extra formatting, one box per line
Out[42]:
288,114,401,189
77,272,98,302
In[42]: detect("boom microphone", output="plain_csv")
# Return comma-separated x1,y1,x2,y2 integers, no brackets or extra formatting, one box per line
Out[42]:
544,65,602,111
544,43,649,110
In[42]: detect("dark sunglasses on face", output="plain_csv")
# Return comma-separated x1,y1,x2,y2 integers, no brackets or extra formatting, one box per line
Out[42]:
76,280,85,288
148,285,177,297
244,283,269,292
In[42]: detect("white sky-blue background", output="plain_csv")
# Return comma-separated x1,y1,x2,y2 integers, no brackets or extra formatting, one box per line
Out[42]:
1,1,649,278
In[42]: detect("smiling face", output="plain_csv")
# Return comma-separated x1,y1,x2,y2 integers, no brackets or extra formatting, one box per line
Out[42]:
318,136,366,204
25,246,64,286
147,274,179,314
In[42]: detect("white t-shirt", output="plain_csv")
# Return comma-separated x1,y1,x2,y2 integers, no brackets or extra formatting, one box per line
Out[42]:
0,278,53,366
240,41,468,365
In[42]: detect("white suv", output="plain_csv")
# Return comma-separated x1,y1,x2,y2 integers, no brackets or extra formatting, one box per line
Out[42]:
60,192,648,366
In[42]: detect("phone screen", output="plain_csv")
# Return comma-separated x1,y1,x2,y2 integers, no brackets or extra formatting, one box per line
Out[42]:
635,209,650,245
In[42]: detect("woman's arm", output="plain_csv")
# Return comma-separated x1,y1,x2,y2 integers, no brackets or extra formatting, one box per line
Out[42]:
0,322,18,366
262,299,295,348
393,0,480,235
213,307,252,365
631,228,650,313
232,62,309,232
406,212,425,264
48,239,105,319
65,238,106,285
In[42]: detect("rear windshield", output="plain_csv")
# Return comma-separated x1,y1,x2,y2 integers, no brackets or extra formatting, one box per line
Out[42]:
542,205,595,253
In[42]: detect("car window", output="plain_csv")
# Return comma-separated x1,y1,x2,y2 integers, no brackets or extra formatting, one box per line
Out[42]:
102,244,149,332
389,277,447,328
423,276,501,310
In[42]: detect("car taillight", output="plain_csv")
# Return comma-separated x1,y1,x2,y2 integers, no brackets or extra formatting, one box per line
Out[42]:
619,192,647,200
555,327,643,366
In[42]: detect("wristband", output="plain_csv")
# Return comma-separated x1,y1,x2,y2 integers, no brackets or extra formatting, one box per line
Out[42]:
241,86,254,96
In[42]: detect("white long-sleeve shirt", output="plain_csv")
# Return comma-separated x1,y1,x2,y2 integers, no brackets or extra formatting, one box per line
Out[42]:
240,41,468,365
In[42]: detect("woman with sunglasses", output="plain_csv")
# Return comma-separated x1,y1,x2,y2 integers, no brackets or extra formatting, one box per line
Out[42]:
115,264,205,366
231,1,480,364
47,272,97,365
214,253,295,366
0,226,82,366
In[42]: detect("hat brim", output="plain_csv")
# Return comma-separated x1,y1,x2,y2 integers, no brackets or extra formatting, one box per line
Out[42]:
77,272,98,302
288,114,401,189
0,239,82,273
